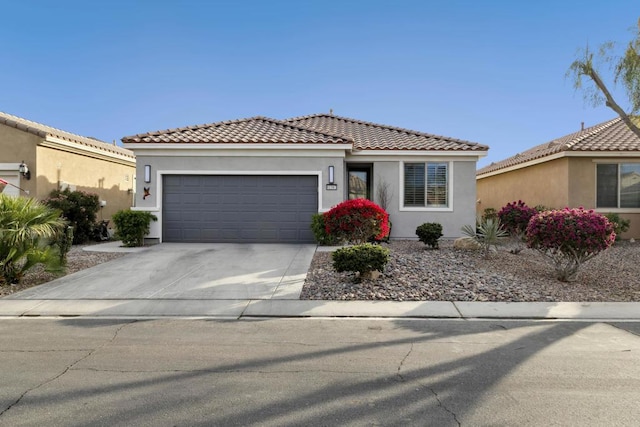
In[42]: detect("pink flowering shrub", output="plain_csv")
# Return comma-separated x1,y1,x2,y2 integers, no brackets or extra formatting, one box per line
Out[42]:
324,199,390,244
498,200,539,254
526,207,616,281
499,200,538,235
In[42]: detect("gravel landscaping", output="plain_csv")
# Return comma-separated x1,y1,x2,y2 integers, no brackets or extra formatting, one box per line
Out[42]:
0,245,126,298
301,240,640,302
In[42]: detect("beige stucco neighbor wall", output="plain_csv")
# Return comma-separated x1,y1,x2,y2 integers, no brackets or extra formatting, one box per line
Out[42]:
0,122,136,220
36,146,135,219
476,158,570,214
0,124,39,196
570,157,640,240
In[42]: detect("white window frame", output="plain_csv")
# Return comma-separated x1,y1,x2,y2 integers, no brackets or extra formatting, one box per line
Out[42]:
399,161,453,212
595,161,640,211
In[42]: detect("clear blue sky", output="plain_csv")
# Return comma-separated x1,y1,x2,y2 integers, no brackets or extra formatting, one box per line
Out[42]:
2,0,637,167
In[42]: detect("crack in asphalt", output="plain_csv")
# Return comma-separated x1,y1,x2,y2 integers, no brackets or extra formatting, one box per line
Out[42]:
0,320,136,418
428,386,461,426
396,342,414,382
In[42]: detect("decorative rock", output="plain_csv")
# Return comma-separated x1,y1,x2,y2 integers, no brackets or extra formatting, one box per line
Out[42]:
453,238,480,250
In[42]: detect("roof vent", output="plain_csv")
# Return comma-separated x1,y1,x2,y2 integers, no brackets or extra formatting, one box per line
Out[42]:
581,121,585,131
329,109,333,115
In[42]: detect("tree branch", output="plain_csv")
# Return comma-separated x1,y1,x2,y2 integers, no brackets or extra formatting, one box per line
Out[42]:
587,66,640,139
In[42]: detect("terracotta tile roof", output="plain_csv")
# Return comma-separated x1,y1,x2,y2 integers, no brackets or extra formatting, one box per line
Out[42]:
0,111,135,159
477,118,640,176
286,113,488,151
122,116,352,145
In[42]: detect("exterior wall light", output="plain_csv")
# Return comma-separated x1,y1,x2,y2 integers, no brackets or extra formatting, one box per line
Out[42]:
19,161,31,180
328,165,335,184
144,165,151,183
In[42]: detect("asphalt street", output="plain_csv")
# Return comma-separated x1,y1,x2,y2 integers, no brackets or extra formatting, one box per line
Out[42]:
1,318,639,426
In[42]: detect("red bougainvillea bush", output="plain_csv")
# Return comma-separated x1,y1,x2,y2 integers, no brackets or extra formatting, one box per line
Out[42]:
526,207,616,282
324,199,390,244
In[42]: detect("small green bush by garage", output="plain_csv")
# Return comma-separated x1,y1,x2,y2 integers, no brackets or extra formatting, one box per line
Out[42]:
310,213,340,245
112,210,157,247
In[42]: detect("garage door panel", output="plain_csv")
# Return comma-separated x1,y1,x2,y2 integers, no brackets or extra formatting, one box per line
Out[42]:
162,175,317,243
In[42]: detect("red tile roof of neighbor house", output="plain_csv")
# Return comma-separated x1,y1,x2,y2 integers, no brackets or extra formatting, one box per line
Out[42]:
122,113,488,152
121,116,352,145
477,117,640,176
0,111,135,158
286,113,488,151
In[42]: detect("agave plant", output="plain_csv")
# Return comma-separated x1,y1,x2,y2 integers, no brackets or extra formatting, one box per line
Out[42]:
0,194,67,285
461,217,509,258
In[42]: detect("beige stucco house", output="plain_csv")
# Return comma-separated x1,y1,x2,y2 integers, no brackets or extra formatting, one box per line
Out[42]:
476,118,640,238
0,112,136,220
123,113,488,243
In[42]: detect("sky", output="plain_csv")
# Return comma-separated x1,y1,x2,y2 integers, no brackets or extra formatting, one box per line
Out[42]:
2,0,638,167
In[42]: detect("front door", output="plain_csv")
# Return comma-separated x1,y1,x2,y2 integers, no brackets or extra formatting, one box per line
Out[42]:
347,164,372,200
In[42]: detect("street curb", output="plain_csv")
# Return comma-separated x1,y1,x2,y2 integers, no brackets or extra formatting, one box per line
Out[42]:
0,299,638,321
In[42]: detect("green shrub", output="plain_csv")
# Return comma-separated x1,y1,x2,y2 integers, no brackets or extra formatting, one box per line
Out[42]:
415,222,443,249
482,208,498,221
461,217,508,258
51,225,74,265
311,213,340,245
112,210,157,247
332,243,390,277
534,204,552,212
526,208,615,282
44,189,100,244
324,199,390,244
604,213,631,240
0,194,67,284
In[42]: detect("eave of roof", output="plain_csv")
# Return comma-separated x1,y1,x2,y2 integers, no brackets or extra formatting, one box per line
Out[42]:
477,118,640,177
0,111,135,159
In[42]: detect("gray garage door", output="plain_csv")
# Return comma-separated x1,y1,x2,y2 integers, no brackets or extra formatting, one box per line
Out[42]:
162,175,318,243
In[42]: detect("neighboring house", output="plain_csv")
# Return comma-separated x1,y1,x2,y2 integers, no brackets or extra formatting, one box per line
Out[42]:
122,113,488,243
476,117,640,239
0,112,136,220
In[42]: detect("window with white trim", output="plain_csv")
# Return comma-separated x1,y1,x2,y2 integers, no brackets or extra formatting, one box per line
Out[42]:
596,163,640,208
404,162,448,207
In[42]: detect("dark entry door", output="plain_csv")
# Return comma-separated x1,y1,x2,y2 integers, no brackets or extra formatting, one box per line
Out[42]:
347,164,372,200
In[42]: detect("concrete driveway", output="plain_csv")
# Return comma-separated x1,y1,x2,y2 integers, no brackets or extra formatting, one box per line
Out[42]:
6,243,316,301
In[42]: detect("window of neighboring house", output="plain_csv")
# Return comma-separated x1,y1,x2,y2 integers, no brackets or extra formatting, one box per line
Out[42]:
403,162,448,207
596,163,640,208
